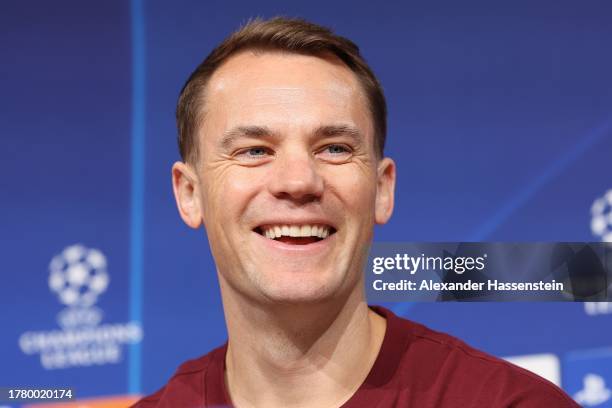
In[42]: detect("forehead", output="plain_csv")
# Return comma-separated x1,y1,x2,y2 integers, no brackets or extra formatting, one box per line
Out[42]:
201,50,372,139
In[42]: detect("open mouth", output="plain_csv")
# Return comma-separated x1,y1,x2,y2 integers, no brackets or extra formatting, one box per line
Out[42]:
254,224,337,245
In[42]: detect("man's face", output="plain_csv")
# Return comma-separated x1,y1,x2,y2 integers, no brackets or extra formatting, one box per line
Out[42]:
173,50,395,304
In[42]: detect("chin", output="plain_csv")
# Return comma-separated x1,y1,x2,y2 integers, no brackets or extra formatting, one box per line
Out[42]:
253,269,350,305
260,289,336,305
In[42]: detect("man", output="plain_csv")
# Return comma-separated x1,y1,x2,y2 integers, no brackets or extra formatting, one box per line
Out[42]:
135,17,578,407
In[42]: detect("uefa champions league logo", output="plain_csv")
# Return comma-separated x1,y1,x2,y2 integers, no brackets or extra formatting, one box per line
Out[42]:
18,244,142,370
49,244,109,308
49,244,109,329
585,189,612,317
591,189,612,243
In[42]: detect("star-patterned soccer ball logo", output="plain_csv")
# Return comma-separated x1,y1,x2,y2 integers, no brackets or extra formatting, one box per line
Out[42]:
48,244,109,307
591,190,612,243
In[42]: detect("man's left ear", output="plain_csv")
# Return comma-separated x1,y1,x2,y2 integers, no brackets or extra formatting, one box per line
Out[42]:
375,157,396,224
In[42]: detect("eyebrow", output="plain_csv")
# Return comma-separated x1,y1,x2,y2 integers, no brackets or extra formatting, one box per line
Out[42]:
220,126,276,150
314,124,363,144
220,124,364,150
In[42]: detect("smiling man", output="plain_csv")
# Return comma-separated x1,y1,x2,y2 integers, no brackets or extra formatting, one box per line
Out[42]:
134,17,579,408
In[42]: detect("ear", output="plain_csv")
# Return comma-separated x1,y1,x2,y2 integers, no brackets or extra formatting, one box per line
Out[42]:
172,161,203,229
374,157,396,224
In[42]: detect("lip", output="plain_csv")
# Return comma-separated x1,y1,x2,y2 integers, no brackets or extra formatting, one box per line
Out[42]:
252,229,336,254
253,218,338,231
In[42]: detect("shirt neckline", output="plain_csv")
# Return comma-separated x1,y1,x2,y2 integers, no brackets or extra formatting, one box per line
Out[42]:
206,306,412,407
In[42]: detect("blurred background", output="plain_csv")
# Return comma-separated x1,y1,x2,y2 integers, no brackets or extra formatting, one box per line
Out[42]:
1,0,612,406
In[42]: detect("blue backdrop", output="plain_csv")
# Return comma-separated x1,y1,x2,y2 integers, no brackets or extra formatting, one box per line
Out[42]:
2,0,612,406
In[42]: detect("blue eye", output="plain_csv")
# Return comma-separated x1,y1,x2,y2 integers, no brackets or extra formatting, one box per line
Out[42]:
247,147,268,156
234,146,273,165
326,144,349,154
316,144,352,163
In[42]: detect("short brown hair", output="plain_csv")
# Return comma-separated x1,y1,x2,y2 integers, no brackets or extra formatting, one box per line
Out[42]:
176,17,387,163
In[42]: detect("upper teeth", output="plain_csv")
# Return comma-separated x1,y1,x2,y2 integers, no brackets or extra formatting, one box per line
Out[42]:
262,225,331,239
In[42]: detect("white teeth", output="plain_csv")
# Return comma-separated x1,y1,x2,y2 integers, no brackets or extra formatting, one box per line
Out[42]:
260,224,332,239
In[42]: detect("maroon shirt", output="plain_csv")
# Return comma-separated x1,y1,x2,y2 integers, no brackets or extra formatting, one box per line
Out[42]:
134,306,579,407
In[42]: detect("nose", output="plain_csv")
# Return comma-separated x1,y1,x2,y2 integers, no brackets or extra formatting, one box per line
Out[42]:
267,151,324,204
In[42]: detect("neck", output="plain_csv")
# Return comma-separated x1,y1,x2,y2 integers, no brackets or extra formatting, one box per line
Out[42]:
220,281,386,408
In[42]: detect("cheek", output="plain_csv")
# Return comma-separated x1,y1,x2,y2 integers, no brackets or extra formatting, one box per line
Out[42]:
326,166,377,214
203,167,267,221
